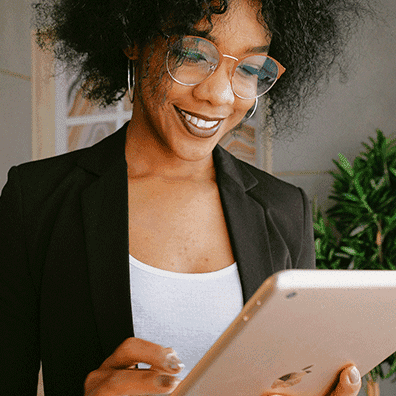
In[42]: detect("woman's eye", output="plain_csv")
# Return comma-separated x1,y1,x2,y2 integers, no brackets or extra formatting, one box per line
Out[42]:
238,64,260,77
182,49,207,63
172,47,206,62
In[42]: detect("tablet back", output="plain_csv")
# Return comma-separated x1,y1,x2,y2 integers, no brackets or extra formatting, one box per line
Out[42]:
173,269,396,396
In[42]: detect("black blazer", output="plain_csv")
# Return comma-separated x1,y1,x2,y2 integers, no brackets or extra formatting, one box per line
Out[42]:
0,123,315,395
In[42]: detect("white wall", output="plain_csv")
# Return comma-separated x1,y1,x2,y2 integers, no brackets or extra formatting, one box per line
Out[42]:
272,0,396,213
0,0,32,189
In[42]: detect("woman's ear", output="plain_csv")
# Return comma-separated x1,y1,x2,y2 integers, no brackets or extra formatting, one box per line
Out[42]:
123,43,139,60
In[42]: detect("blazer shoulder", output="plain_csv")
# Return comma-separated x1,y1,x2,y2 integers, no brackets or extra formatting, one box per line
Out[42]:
236,157,308,208
233,156,312,235
5,146,91,210
14,147,88,181
234,158,315,269
219,151,315,270
6,124,128,198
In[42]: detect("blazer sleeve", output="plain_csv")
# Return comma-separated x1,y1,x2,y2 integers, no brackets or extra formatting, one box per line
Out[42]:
295,187,316,270
0,166,40,395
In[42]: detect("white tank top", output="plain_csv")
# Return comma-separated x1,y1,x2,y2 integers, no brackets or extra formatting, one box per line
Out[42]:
129,254,244,380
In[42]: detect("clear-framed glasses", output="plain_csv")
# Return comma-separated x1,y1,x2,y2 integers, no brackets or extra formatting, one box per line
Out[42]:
166,36,286,100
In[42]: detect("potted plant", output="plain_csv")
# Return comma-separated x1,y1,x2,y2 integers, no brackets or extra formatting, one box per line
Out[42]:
313,129,396,396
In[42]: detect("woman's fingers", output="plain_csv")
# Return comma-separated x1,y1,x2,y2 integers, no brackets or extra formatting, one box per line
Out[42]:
86,368,181,395
85,337,184,395
100,337,184,373
329,365,361,396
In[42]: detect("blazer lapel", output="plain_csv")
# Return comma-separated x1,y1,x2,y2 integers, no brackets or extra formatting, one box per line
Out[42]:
79,126,134,358
213,145,275,304
77,127,276,357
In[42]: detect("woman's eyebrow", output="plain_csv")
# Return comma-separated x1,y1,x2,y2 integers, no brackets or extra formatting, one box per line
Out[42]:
188,28,215,40
246,45,270,54
188,28,270,54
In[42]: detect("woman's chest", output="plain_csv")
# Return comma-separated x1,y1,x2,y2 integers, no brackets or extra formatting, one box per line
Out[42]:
127,176,235,273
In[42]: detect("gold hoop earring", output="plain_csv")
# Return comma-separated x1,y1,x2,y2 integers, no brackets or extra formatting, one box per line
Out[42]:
244,98,258,121
127,59,135,103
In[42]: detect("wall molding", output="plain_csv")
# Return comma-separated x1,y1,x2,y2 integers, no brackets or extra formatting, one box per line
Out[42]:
31,30,56,161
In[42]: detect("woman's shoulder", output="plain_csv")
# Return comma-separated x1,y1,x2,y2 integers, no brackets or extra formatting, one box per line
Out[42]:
11,146,88,183
216,147,314,268
1,126,128,213
7,125,128,189
243,160,306,202
215,145,308,209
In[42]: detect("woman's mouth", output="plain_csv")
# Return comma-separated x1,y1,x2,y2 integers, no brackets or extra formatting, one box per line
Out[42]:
176,107,224,138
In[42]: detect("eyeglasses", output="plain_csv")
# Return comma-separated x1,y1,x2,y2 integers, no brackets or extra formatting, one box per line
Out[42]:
166,36,285,100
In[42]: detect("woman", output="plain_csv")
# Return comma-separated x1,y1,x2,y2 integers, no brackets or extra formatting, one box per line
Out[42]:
1,0,368,394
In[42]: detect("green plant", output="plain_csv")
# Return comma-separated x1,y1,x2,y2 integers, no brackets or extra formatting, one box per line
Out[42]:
313,129,396,383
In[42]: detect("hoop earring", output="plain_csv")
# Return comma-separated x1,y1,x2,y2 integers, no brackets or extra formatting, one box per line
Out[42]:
127,59,135,103
244,98,258,121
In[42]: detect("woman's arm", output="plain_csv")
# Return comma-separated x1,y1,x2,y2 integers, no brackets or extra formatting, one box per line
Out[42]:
0,167,41,394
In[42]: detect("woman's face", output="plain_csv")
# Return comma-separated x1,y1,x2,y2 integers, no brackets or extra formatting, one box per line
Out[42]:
131,0,271,163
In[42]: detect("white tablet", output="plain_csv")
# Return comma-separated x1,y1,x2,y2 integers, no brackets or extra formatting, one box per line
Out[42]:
172,269,396,396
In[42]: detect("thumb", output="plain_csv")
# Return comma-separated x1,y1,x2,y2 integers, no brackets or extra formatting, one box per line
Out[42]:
331,366,361,396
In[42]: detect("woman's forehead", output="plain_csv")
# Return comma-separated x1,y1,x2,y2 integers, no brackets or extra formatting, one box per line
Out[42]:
191,0,270,54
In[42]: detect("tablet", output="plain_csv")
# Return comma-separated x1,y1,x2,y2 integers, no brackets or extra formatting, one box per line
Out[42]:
172,269,396,396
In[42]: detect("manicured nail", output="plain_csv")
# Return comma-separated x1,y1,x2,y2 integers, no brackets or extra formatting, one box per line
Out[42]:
155,374,181,388
348,366,361,384
166,351,185,370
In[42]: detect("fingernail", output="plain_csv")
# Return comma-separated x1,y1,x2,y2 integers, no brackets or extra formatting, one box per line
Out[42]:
348,366,361,384
166,351,185,370
155,374,181,388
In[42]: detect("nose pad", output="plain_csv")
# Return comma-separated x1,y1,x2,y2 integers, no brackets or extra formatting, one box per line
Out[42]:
193,65,235,106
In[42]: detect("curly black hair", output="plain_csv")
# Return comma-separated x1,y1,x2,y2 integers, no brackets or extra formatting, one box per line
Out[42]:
32,0,373,134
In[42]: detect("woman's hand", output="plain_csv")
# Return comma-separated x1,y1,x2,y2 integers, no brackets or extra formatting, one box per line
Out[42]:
84,337,184,396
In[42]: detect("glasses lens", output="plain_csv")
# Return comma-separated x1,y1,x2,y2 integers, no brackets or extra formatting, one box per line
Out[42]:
232,56,279,99
166,37,220,85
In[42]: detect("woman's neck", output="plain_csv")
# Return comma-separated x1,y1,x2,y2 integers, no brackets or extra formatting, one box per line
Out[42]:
125,115,216,182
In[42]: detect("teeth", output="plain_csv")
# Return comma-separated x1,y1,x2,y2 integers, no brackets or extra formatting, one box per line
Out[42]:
180,110,219,129
197,119,207,128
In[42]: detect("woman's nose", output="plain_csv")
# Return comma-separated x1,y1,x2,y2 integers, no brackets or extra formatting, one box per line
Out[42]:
192,63,235,106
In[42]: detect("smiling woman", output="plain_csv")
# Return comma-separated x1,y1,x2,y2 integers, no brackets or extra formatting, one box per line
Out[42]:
0,0,372,395
121,0,273,165
33,0,371,132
